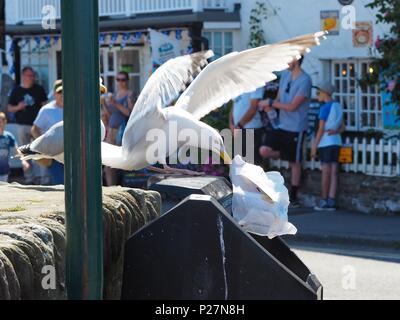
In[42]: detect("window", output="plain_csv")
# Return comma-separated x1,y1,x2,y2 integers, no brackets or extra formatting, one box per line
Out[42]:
100,47,141,95
331,60,382,131
21,43,50,92
203,31,233,60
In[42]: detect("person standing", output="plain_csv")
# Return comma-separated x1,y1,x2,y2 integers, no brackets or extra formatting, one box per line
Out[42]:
7,67,48,184
0,112,29,183
230,86,265,166
31,80,64,185
259,56,312,206
311,82,344,211
103,71,135,186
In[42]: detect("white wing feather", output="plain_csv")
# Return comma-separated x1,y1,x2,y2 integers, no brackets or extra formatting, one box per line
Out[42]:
175,32,326,120
122,50,213,152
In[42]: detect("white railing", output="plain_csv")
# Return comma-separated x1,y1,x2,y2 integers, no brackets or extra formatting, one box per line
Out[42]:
203,0,226,9
270,138,400,177
132,0,193,14
7,0,229,24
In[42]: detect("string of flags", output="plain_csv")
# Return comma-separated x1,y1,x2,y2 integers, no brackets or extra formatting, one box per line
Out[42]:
10,29,189,52
7,29,192,75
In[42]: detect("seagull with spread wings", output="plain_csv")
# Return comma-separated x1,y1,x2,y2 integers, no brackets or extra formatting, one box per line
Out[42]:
101,31,327,171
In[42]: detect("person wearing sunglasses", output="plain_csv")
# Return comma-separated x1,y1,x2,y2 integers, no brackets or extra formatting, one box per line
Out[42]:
311,83,344,211
103,71,136,186
258,56,312,207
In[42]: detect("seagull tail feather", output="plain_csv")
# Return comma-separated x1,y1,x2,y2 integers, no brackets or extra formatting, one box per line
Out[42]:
101,142,126,170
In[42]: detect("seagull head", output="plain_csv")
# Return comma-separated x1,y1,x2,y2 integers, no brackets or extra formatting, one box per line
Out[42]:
200,125,232,165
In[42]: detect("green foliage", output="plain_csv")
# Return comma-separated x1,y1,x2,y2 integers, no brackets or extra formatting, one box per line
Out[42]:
248,1,269,48
363,0,400,114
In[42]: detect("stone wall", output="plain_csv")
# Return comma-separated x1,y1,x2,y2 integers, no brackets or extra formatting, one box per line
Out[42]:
0,183,161,300
280,170,400,215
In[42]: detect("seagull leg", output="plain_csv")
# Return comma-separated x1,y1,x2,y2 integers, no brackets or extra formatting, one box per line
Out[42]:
146,165,205,176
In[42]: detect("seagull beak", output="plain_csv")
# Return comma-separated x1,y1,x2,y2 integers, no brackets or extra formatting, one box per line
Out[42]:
220,151,232,165
262,194,274,204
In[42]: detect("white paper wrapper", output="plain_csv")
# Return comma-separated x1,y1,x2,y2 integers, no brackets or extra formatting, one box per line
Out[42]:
230,156,297,239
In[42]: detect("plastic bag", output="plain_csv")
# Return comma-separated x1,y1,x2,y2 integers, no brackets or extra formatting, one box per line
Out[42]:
230,156,297,239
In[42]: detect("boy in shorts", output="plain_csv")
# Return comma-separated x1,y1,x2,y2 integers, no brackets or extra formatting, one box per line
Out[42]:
311,82,344,211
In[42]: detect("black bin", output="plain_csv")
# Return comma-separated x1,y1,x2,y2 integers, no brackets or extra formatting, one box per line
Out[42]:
121,195,323,300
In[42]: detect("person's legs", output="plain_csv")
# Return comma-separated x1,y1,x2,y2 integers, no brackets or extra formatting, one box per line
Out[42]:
15,125,34,184
289,162,302,201
104,128,119,186
321,164,332,199
329,163,338,199
316,147,339,211
259,129,281,160
260,146,280,160
281,131,305,204
253,128,264,166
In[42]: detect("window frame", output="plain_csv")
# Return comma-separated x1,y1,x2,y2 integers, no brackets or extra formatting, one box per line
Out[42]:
331,59,383,132
202,30,234,60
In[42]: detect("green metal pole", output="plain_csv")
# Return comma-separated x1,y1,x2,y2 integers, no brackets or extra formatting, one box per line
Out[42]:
61,0,103,300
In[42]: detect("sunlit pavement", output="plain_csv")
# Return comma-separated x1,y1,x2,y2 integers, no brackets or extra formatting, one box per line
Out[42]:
292,243,400,300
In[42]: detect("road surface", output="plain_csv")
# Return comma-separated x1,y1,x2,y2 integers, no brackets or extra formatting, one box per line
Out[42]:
292,244,400,300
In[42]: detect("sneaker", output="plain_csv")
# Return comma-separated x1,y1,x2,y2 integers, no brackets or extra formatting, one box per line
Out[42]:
314,199,330,211
326,198,337,212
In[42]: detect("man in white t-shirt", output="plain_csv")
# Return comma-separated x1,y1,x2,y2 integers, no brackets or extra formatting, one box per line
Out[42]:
229,86,265,165
31,80,64,185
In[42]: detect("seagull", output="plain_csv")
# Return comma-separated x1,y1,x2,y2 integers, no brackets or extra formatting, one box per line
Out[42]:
101,31,327,171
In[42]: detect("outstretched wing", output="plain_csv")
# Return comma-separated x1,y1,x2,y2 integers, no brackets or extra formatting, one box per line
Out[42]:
122,50,213,153
175,32,326,120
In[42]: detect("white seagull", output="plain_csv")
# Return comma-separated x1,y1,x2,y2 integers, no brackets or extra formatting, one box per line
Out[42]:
101,31,327,171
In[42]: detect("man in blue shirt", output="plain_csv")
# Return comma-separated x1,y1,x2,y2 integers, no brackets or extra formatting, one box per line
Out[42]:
259,56,312,206
230,86,265,165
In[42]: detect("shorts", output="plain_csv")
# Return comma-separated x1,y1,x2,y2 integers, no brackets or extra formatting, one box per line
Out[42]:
262,129,306,163
318,146,340,164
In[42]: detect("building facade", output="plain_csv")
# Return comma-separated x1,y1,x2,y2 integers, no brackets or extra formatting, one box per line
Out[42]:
4,0,241,96
4,0,396,134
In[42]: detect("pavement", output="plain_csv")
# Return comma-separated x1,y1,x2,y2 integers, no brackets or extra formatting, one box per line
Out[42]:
283,208,400,250
292,245,400,300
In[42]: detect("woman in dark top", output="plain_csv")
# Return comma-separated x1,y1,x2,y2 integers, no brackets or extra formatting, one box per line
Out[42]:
103,71,136,186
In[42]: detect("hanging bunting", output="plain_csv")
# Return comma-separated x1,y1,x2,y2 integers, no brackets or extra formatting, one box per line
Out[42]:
32,36,41,52
99,33,106,46
44,36,52,49
53,35,60,46
131,31,143,44
109,32,119,48
175,29,183,40
18,37,30,50
121,32,131,49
